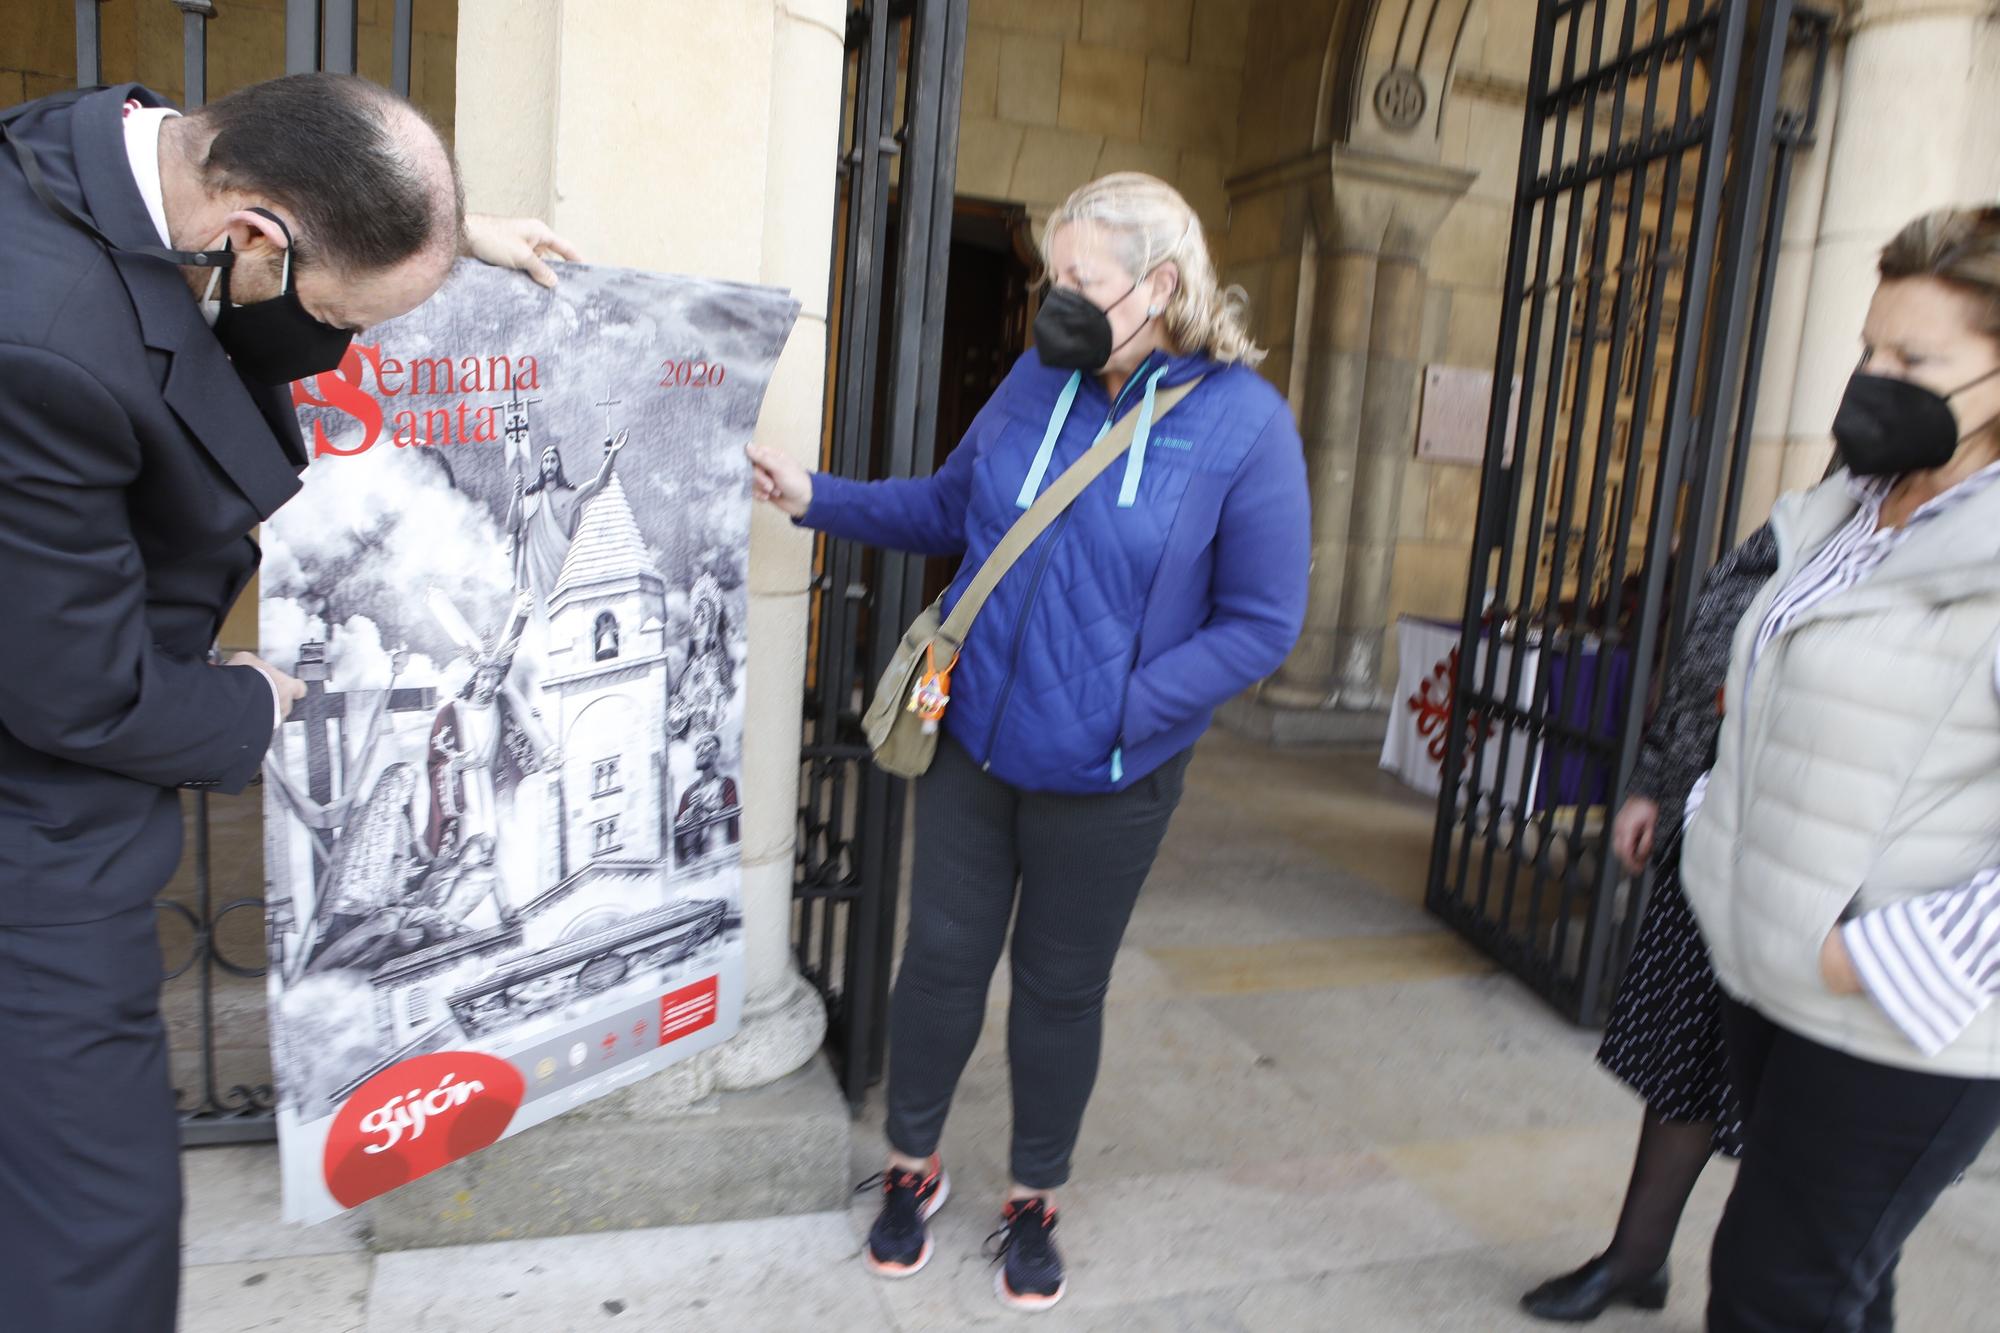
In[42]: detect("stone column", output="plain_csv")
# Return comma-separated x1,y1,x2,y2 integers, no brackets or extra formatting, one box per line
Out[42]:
1777,0,2000,497
1230,148,1472,735
361,0,853,1250
1729,41,1844,539
1334,251,1435,707
454,0,841,1096
1267,238,1376,707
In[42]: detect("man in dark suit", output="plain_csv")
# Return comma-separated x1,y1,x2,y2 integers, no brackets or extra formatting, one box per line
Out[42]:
0,74,571,1332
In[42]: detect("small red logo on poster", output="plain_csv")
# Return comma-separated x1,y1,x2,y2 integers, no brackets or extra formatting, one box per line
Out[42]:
660,976,720,1045
322,1052,524,1209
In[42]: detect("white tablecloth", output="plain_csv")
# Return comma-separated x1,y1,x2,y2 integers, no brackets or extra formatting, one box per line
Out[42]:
1380,616,1541,809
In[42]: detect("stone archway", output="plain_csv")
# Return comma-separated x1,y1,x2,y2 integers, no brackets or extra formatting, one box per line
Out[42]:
1331,0,1484,156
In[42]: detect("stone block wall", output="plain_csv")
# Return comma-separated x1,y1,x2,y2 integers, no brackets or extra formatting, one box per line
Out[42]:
1233,0,1336,180
3,1,459,140
959,0,1248,254
3,0,78,104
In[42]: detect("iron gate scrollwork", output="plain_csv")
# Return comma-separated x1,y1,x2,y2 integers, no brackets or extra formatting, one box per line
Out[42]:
1425,0,1831,1023
62,0,424,1146
794,0,967,1110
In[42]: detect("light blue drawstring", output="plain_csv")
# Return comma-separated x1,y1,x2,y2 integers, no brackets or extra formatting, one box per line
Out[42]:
1015,371,1082,509
1116,363,1172,508
1110,747,1124,784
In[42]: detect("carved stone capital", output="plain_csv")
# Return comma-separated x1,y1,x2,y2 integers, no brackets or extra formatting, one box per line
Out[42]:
1317,148,1478,259
1228,147,1475,261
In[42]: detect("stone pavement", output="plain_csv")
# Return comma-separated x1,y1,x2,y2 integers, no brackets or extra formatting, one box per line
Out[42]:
180,733,1999,1331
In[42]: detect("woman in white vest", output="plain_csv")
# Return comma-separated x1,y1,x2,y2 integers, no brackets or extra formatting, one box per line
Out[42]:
1680,206,2000,1330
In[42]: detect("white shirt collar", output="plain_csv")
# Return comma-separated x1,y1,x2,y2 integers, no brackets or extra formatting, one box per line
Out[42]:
119,100,180,247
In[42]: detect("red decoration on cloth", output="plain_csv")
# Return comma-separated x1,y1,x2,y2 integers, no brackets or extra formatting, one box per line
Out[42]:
322,1052,524,1208
1408,647,1495,767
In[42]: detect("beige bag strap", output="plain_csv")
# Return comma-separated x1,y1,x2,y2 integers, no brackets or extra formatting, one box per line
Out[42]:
935,374,1204,648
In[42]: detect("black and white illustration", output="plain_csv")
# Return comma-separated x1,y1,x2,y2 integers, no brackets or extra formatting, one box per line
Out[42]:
261,261,797,1222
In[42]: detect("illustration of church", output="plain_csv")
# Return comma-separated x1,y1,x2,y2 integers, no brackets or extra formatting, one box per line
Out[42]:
541,465,719,890
294,424,745,1112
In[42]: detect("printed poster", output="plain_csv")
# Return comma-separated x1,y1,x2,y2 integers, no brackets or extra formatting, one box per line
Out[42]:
261,260,798,1223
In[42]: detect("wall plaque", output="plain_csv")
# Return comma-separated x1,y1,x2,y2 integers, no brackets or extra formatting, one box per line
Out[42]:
1417,365,1522,467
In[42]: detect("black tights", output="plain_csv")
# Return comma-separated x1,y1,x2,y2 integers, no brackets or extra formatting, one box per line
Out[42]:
1599,1108,1715,1279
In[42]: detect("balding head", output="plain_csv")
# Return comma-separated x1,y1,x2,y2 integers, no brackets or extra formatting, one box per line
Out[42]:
185,73,460,271
166,73,464,331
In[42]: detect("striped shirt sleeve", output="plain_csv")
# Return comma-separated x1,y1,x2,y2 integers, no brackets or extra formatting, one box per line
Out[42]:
1843,870,2000,1056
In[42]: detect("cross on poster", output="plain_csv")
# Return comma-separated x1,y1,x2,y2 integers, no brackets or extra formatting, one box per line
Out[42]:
261,260,798,1223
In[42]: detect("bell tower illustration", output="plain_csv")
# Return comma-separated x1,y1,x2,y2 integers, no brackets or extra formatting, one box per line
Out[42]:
542,471,674,884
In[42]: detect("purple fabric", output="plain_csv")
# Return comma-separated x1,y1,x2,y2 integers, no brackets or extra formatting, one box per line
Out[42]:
1536,644,1633,810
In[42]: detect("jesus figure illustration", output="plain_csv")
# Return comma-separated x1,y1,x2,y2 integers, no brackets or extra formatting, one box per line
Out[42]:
507,432,626,604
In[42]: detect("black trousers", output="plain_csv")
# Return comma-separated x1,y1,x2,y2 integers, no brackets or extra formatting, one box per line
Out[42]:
884,736,1190,1190
0,903,182,1333
1709,997,2000,1332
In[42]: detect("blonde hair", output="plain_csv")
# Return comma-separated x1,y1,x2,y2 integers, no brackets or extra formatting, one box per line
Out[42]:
1040,172,1265,367
1878,205,2000,342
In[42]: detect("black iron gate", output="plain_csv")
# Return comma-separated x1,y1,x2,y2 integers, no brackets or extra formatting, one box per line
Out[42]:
794,0,966,1109
1426,0,1830,1022
61,0,425,1146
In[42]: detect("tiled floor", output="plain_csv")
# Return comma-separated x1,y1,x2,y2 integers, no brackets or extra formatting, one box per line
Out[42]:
180,733,1999,1331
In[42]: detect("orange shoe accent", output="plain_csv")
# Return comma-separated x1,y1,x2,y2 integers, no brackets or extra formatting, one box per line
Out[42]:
865,1235,935,1279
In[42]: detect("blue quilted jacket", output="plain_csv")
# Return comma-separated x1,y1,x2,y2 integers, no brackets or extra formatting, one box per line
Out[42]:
803,346,1310,794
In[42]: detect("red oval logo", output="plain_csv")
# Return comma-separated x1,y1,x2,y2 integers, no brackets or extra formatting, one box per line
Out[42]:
322,1051,525,1208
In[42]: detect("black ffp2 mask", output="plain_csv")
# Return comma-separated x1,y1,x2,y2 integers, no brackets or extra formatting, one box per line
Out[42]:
212,208,355,386
1831,366,2000,477
1033,280,1151,371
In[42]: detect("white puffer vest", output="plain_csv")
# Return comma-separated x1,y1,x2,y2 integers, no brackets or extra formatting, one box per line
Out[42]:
1681,475,2000,1077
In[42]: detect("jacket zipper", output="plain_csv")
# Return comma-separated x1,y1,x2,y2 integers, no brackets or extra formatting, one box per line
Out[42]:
979,359,1157,773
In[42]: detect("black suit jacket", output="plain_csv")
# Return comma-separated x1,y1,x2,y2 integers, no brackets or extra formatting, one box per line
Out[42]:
0,85,307,925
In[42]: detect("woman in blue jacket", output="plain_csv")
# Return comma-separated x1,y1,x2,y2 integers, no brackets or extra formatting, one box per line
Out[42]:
749,173,1309,1312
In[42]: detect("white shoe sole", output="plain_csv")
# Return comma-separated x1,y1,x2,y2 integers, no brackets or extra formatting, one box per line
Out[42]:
863,1170,951,1279
994,1266,1066,1313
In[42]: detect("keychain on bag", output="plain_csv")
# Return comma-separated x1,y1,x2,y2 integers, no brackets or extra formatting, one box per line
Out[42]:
906,644,957,735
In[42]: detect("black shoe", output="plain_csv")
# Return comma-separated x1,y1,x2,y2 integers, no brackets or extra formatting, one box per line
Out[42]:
988,1197,1066,1312
1522,1256,1670,1322
858,1157,949,1278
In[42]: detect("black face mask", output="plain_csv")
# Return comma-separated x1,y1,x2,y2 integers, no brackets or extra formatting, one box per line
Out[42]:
1831,365,2000,478
212,208,355,386
0,122,349,385
1032,279,1152,371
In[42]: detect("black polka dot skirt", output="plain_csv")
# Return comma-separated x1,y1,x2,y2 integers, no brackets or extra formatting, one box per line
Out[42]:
1597,848,1745,1157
